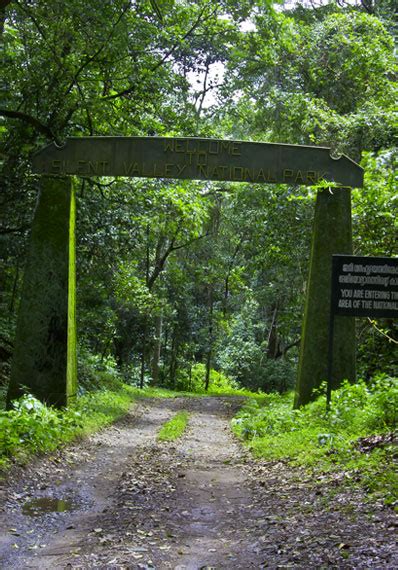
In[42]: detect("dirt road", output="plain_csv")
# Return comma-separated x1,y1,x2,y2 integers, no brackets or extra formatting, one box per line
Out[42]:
0,397,396,569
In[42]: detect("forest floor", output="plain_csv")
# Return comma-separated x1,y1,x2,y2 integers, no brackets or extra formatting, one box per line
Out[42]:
0,396,396,569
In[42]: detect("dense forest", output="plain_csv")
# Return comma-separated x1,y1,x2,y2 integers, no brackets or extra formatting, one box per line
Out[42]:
0,1,397,567
1,0,396,401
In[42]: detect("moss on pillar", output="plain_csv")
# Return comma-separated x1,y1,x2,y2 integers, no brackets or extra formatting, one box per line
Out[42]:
67,181,77,404
294,187,356,408
7,176,77,408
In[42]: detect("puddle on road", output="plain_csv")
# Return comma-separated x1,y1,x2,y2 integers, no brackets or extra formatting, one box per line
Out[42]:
22,498,75,517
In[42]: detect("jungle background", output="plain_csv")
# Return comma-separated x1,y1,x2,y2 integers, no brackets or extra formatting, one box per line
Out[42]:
0,0,397,401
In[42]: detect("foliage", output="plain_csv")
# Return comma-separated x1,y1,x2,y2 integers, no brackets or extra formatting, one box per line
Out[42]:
0,383,188,473
223,9,396,157
352,148,398,379
157,411,189,441
232,375,398,504
78,345,124,392
353,149,397,258
0,394,83,470
1,0,396,403
217,298,297,392
171,363,239,393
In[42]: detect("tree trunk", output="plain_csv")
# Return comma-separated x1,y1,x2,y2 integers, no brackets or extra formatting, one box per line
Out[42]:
140,319,148,389
266,305,282,359
169,327,178,389
150,312,163,385
8,261,19,315
204,286,214,391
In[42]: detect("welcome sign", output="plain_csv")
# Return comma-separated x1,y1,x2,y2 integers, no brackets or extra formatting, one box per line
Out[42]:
31,136,364,188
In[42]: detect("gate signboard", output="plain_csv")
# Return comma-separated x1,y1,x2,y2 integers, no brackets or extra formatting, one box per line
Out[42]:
9,136,365,408
31,136,364,188
331,255,398,318
327,254,398,408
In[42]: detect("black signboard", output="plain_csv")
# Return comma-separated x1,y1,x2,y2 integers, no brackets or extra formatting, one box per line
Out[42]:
327,254,397,409
331,255,398,318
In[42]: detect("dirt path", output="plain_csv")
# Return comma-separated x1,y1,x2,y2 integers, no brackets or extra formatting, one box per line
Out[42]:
0,396,396,569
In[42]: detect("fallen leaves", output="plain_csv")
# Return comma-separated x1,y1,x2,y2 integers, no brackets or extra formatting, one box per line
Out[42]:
1,397,397,569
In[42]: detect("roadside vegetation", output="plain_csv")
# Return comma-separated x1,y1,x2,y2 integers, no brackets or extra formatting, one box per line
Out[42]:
0,384,147,473
0,359,258,473
232,374,397,507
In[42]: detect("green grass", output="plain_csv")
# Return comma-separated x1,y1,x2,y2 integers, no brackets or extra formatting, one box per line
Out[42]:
157,411,189,441
0,384,195,474
178,386,268,401
0,378,261,474
231,375,397,506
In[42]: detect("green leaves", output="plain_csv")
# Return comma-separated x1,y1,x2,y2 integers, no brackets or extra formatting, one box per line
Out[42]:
233,375,398,452
0,394,82,462
232,376,397,507
220,6,396,158
114,262,157,313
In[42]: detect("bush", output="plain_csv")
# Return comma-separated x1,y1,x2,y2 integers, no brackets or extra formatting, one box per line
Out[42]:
233,375,397,445
0,383,146,471
231,375,398,504
173,363,239,393
78,345,124,393
0,394,83,467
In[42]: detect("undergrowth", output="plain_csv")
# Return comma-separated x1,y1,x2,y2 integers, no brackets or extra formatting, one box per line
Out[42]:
232,374,397,507
0,355,262,474
171,363,267,399
157,411,189,441
0,384,187,473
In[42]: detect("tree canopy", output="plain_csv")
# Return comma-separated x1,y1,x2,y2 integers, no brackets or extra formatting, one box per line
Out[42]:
1,0,396,400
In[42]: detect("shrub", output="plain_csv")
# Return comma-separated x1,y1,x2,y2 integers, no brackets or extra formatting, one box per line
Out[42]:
231,375,398,504
0,394,82,464
173,363,239,393
78,345,124,393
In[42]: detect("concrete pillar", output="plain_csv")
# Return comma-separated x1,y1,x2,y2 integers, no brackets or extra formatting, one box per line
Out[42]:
294,187,356,408
7,176,77,408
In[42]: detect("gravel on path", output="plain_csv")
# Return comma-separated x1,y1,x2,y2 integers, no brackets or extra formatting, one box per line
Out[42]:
0,396,396,569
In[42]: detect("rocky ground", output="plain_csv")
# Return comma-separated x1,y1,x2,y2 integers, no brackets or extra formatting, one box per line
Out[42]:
0,396,396,569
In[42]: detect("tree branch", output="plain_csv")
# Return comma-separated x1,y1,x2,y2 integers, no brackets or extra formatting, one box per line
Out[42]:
147,231,208,289
367,318,398,345
0,108,56,140
282,339,301,357
104,5,215,101
197,58,210,116
63,4,130,99
147,236,177,289
169,231,209,253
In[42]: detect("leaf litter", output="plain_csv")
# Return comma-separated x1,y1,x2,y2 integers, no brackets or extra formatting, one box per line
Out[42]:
0,396,396,569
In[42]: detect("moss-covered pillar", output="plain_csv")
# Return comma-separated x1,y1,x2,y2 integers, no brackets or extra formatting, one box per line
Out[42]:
294,187,356,408
7,176,77,408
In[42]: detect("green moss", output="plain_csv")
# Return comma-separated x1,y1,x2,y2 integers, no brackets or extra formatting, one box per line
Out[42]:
7,176,76,408
295,188,356,407
66,178,77,405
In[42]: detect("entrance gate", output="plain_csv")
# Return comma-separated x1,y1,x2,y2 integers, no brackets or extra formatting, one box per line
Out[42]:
6,137,363,407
